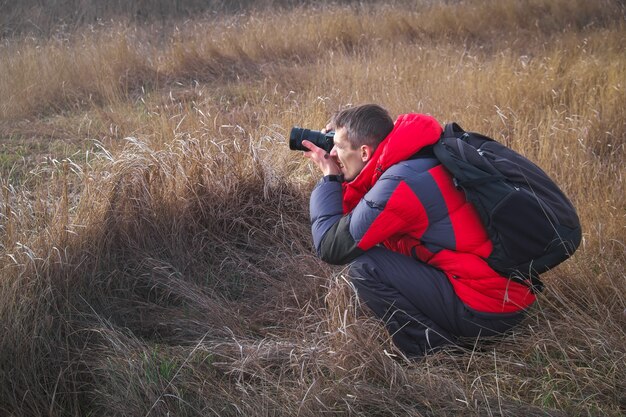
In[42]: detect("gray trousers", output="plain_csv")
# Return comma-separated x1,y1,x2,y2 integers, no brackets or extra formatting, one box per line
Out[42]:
348,247,526,358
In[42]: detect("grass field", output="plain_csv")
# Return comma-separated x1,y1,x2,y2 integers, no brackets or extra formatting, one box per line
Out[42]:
0,0,624,415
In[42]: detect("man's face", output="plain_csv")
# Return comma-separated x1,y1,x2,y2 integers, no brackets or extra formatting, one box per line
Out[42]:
330,127,369,182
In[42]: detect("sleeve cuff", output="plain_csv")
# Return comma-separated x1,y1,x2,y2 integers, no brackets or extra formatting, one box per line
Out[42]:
319,174,344,184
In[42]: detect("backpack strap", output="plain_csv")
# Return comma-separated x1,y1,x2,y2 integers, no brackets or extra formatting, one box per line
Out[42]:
455,175,507,188
444,122,465,139
408,144,436,160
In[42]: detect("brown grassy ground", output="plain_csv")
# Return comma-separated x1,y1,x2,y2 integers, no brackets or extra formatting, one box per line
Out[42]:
0,0,624,416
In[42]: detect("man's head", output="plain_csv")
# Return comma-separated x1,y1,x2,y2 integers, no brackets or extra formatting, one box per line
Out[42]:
329,104,394,182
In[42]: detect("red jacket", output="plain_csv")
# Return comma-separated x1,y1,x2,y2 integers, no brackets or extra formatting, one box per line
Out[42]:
310,114,535,313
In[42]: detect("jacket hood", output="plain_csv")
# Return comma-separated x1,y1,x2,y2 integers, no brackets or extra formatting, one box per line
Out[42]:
342,113,443,213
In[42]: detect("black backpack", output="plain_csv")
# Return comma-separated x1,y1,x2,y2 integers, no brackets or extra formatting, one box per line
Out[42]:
432,123,582,293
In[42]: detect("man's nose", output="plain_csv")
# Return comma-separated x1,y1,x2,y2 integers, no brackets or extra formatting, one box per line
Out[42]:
330,146,338,156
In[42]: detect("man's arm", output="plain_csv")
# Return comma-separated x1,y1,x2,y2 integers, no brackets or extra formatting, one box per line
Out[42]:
302,135,365,264
310,177,365,265
311,173,428,264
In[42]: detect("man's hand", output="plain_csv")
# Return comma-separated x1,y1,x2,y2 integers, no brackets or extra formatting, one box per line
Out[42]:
301,139,341,177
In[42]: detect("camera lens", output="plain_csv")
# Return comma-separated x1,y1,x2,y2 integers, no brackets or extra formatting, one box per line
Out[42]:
289,127,334,153
289,127,307,150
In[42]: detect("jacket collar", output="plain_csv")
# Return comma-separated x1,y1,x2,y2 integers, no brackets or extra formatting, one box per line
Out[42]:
342,113,443,213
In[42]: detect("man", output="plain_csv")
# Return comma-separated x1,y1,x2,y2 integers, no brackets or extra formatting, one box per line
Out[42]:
303,104,535,358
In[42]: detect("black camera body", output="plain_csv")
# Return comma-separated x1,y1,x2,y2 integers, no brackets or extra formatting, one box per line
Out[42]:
289,127,335,153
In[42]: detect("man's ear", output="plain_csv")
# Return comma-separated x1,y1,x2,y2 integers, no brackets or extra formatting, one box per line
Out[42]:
360,145,374,162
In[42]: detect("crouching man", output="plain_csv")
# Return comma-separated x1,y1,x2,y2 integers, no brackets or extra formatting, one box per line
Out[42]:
302,104,535,358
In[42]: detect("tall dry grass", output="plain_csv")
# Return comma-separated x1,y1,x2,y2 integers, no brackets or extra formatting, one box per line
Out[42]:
0,0,355,38
1,0,625,416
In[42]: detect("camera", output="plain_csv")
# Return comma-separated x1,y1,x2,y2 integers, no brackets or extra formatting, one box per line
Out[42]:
289,127,335,153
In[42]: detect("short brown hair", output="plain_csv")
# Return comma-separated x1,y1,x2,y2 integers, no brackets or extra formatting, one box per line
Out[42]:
330,104,394,150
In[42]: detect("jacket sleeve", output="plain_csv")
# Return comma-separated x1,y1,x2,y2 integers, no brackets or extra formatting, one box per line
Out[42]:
310,173,427,264
348,175,424,251
309,178,365,265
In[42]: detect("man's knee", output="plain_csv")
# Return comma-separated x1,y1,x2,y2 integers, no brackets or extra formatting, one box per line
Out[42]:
347,247,398,284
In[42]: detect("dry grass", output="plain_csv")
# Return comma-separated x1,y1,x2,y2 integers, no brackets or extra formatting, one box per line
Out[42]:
1,0,625,416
